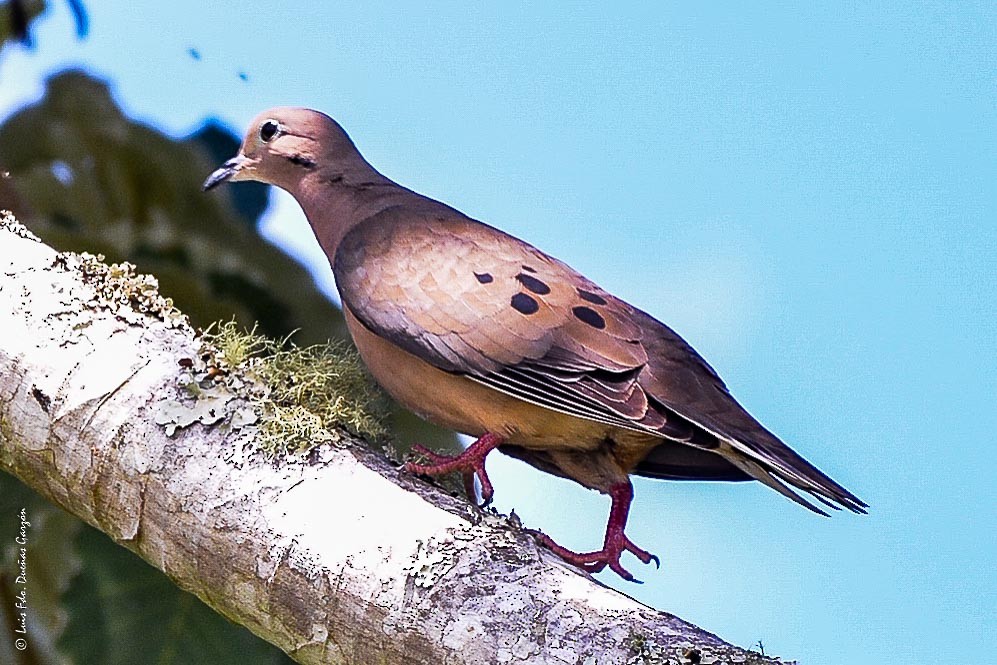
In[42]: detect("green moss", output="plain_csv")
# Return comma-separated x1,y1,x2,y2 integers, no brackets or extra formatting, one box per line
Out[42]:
0,415,12,447
200,321,388,456
203,320,272,369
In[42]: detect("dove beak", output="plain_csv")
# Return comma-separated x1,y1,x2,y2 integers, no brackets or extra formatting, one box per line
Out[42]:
203,154,254,191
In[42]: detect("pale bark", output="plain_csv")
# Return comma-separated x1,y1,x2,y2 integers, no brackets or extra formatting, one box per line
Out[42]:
0,214,788,665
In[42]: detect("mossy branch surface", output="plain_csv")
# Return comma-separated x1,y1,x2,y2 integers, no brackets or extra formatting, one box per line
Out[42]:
199,321,389,455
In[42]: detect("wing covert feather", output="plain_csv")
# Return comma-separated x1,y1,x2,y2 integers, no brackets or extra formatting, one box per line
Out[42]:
335,210,641,377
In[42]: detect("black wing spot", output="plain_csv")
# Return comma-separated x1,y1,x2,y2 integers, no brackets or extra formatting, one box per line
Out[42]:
474,272,493,284
572,305,606,329
511,293,540,315
520,265,537,273
577,288,607,305
516,273,551,295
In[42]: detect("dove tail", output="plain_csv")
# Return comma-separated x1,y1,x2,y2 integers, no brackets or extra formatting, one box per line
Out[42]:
719,439,868,516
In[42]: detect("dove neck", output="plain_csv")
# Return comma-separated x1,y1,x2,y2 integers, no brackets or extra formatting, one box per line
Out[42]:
294,165,452,260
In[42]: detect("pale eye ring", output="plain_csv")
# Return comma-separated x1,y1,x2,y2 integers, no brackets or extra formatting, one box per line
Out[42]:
259,119,280,143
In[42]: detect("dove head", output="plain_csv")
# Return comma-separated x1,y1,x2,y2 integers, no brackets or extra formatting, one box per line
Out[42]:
204,107,437,259
203,107,365,193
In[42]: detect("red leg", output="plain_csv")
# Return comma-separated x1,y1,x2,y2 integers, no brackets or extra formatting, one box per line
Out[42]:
533,481,660,583
406,433,503,507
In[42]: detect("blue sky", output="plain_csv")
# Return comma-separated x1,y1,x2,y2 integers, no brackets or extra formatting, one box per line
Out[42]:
2,2,994,663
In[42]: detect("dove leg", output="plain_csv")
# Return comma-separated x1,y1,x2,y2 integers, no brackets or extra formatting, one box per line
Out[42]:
533,480,660,583
407,432,504,507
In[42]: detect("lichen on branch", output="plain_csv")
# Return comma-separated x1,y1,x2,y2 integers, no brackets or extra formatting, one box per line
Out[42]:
155,320,389,456
53,250,187,328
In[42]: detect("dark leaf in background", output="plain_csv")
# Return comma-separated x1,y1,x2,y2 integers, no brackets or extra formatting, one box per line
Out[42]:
0,0,44,51
58,524,294,665
65,0,86,38
8,0,29,45
189,120,267,230
0,1,86,51
0,472,82,665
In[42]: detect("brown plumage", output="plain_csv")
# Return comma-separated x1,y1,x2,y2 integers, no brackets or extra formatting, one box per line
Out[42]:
204,108,867,581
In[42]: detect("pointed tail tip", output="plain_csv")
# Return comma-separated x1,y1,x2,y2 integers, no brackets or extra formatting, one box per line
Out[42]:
821,491,868,516
829,485,869,515
847,497,870,515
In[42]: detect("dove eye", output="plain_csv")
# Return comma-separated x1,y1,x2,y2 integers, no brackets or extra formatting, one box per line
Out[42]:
259,119,280,143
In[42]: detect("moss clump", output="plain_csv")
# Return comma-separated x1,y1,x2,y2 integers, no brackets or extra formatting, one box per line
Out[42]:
207,320,271,369
200,321,388,455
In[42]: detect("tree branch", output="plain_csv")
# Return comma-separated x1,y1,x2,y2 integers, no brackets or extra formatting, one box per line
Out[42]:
0,213,789,665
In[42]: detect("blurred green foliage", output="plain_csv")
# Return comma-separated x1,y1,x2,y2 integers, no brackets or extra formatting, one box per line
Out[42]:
58,520,292,665
0,70,460,664
0,472,80,665
0,1,45,51
0,0,86,52
0,475,293,665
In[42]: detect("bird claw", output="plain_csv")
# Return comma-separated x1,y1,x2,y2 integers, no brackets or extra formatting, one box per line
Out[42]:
406,433,502,507
623,536,659,568
529,481,660,583
409,443,451,464
477,491,494,509
463,470,494,508
531,530,659,584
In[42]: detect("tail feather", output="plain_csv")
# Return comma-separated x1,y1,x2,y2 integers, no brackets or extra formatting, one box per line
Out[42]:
723,453,831,516
719,437,868,515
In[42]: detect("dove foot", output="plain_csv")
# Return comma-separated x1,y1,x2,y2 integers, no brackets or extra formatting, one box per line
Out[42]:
406,432,504,507
532,481,659,583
